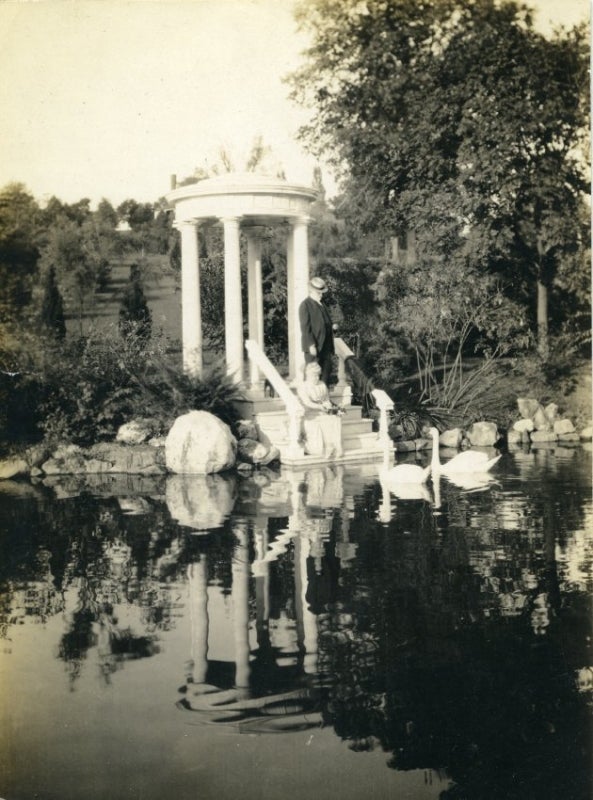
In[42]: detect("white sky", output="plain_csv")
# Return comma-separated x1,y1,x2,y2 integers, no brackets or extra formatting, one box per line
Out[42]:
0,0,589,207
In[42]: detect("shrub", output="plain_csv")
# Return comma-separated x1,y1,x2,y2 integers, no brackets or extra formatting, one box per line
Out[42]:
38,327,244,446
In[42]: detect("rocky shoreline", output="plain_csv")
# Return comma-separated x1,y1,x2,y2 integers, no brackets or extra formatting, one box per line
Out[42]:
1,397,591,482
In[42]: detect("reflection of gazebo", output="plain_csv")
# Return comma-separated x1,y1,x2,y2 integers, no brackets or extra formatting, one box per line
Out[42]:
166,173,317,385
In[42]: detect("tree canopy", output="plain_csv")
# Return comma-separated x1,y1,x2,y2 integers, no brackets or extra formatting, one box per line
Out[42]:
289,0,590,358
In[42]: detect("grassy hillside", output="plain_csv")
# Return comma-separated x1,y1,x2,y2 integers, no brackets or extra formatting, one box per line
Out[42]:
65,254,181,344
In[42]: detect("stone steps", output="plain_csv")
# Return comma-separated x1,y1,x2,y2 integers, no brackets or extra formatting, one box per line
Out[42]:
251,404,384,466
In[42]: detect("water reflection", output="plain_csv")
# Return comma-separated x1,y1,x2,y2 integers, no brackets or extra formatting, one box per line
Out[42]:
0,447,591,800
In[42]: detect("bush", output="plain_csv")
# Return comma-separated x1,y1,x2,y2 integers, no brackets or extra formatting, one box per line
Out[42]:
0,324,244,449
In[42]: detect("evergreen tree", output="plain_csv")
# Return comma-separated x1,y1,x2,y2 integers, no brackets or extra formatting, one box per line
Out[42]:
118,263,152,341
40,265,66,340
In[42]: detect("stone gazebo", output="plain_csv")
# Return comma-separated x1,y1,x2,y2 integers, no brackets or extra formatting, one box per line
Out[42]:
166,172,317,387
166,172,390,466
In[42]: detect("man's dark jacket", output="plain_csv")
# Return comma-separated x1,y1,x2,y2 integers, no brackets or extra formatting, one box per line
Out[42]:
299,296,334,356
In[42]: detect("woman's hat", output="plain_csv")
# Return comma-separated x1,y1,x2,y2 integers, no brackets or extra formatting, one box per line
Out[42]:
309,276,328,292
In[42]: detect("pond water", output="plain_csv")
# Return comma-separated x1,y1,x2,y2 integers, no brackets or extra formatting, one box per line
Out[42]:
0,443,591,800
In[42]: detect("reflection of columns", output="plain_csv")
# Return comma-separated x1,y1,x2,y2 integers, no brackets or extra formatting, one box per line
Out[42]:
232,522,251,689
246,233,264,391
179,221,202,376
253,519,270,639
287,216,310,382
188,557,208,684
295,532,318,675
223,217,244,381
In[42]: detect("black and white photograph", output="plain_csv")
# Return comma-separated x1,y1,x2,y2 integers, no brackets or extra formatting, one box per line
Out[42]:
0,1,591,798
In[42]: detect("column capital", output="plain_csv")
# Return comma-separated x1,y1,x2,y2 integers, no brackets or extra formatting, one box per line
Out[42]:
175,219,199,230
291,214,312,227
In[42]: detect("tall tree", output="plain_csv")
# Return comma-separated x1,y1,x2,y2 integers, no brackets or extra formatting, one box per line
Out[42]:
289,0,590,358
0,183,41,323
119,262,152,341
39,218,101,334
39,265,66,340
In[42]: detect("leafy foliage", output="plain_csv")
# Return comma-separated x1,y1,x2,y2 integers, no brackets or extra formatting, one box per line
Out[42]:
289,0,590,358
36,328,243,446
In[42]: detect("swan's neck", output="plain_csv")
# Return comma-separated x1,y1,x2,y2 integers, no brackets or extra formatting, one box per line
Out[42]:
431,432,441,472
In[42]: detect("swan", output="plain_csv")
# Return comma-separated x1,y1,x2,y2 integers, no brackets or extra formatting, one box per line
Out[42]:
380,447,431,485
429,427,501,474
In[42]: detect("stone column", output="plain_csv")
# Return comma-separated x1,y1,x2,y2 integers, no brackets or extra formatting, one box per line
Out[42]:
179,221,202,377
287,215,310,382
246,232,264,392
223,217,244,382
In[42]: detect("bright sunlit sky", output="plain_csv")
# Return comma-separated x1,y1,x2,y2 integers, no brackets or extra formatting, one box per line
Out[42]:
0,0,589,207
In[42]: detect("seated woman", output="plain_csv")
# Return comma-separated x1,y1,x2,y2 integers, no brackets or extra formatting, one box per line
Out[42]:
296,362,343,459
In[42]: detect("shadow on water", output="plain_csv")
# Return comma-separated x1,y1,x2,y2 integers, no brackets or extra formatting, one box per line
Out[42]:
0,443,591,800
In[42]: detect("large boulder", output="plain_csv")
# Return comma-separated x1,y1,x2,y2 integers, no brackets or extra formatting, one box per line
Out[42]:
466,421,499,447
165,411,236,474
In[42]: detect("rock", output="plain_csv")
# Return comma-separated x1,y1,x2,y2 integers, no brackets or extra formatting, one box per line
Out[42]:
414,437,431,450
513,418,535,433
42,442,165,475
557,433,580,442
395,440,416,452
87,443,166,474
0,456,29,480
533,406,552,431
165,473,237,530
165,410,236,474
544,403,559,424
554,419,576,436
553,419,575,436
148,436,167,448
260,445,280,466
41,444,86,475
116,419,155,445
530,430,558,443
517,398,541,419
579,426,592,441
507,429,522,445
466,421,499,447
235,419,259,441
25,443,51,468
237,438,269,465
440,428,463,449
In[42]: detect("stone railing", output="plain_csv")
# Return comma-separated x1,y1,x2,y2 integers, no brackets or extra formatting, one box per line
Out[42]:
371,388,395,447
244,339,305,458
334,337,394,446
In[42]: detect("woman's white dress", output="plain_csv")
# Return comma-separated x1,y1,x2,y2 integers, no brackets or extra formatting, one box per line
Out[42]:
297,380,342,459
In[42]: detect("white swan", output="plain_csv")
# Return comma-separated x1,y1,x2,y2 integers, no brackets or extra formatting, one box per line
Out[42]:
429,427,501,474
380,448,431,485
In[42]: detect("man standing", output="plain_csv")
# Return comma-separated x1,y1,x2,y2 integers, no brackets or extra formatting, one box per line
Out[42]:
299,276,335,387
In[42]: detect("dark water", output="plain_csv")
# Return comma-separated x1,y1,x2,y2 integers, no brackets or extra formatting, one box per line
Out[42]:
0,444,591,800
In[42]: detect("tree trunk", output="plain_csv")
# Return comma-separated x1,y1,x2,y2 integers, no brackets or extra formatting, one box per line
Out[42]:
537,278,549,359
